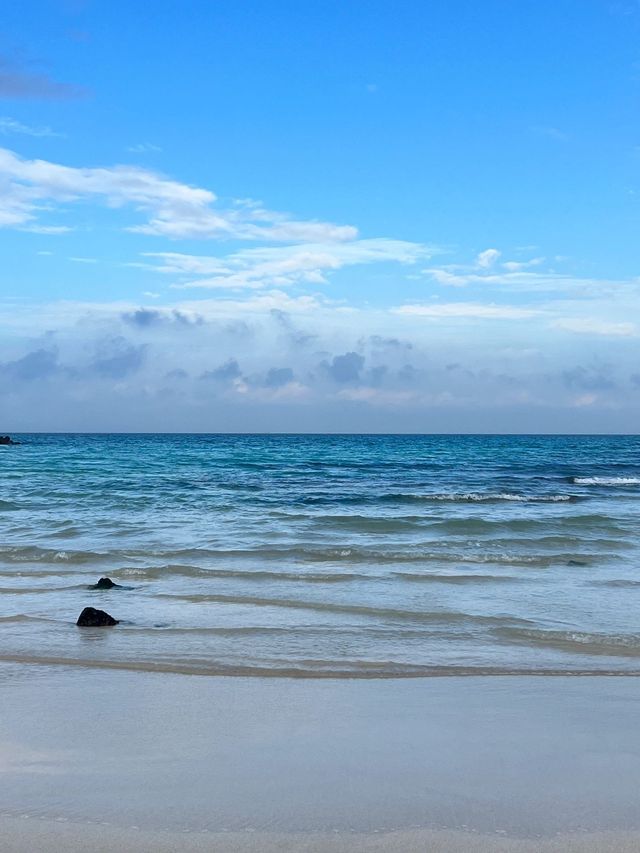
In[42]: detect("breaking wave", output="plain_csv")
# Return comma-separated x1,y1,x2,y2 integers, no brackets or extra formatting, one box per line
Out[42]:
573,476,640,486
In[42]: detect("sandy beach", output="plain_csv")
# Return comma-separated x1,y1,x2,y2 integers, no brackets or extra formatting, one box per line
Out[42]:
2,664,640,851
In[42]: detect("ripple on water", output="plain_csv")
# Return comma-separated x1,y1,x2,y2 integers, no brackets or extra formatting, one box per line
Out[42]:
1,433,639,676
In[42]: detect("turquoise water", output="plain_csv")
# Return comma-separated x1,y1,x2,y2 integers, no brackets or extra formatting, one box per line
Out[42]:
1,433,639,677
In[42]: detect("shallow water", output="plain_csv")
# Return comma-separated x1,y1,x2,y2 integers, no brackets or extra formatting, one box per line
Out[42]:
1,433,639,677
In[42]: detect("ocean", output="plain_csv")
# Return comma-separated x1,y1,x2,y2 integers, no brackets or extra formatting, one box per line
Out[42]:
1,433,639,678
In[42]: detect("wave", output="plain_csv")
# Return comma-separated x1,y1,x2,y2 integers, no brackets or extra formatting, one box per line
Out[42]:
0,652,637,678
0,546,111,565
0,585,85,595
290,491,578,507
0,499,20,510
49,526,85,539
496,627,640,657
0,614,60,624
0,561,604,589
0,568,82,578
118,564,374,583
0,544,614,570
431,515,624,535
302,502,581,530
182,548,599,569
155,590,532,626
392,571,519,584
308,515,424,533
573,476,640,486
123,624,313,636
383,492,576,504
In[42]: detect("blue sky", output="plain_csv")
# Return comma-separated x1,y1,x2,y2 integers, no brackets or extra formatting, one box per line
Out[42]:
1,0,639,432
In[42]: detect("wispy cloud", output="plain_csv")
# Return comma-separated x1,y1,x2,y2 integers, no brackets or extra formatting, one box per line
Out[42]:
502,258,545,272
0,117,62,138
552,318,637,337
392,302,537,319
126,143,162,153
0,146,357,241
426,266,572,290
140,239,433,290
420,250,629,295
23,224,72,234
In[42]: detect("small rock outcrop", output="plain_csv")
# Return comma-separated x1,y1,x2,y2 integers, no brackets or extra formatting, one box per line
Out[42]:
76,607,119,627
0,435,18,445
91,577,121,589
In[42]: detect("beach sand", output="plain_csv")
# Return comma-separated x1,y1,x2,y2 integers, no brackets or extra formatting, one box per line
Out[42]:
2,664,640,851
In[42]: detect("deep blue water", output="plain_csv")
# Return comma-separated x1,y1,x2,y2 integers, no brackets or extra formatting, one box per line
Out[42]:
1,433,639,676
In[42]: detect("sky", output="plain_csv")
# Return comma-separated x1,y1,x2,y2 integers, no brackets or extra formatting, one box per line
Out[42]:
1,0,639,433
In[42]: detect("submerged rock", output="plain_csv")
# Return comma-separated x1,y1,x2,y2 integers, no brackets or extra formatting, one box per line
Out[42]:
91,577,122,589
76,607,119,627
0,435,19,445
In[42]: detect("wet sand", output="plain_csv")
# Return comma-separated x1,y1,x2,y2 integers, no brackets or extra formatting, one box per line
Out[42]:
2,664,640,850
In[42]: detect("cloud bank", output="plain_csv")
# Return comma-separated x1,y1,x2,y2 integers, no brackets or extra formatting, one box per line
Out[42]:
1,147,638,432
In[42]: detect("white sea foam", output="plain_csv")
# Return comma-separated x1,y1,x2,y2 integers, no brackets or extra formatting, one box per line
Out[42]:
423,493,572,502
573,477,640,486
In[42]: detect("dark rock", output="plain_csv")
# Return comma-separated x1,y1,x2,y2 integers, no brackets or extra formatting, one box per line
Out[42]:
76,607,119,627
0,435,19,445
91,577,121,589
567,559,588,567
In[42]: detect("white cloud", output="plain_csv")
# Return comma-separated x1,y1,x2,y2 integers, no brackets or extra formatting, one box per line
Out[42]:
425,249,563,288
126,143,162,153
0,146,357,242
392,302,537,319
422,256,638,297
0,117,62,138
427,268,566,289
140,238,432,290
552,318,637,337
476,248,500,268
502,257,545,272
193,290,323,315
23,224,72,234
